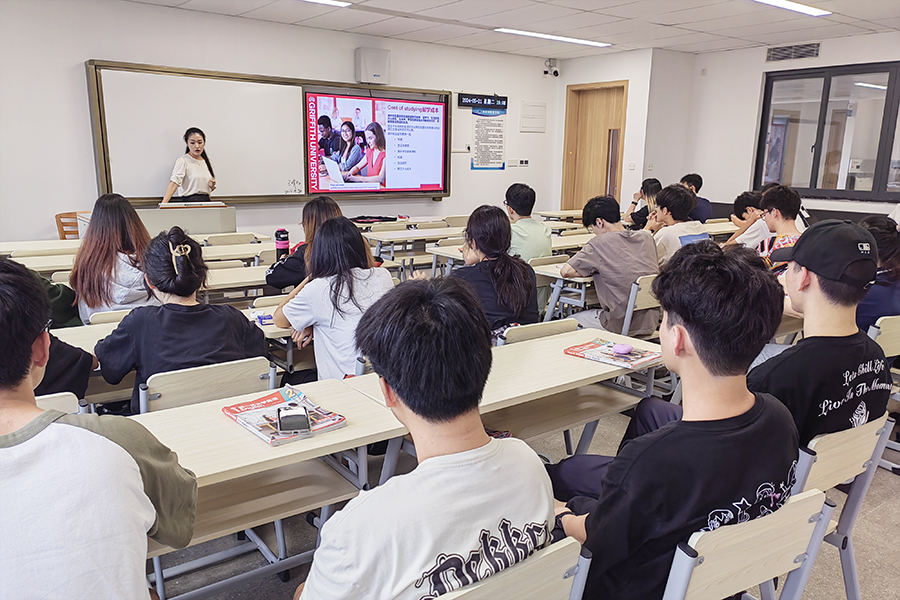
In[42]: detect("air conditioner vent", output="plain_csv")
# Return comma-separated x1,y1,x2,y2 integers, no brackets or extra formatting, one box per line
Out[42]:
766,43,820,62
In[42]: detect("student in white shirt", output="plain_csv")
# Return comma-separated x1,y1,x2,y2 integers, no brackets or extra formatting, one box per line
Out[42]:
505,183,551,262
273,217,393,380
297,277,554,600
161,127,216,204
644,184,709,266
724,190,770,250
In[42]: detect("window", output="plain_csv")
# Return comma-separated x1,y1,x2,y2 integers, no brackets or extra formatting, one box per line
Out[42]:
755,61,900,201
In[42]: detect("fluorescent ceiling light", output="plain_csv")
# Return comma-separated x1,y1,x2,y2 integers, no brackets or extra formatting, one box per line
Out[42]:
494,28,611,48
749,0,831,17
854,82,888,91
301,0,351,8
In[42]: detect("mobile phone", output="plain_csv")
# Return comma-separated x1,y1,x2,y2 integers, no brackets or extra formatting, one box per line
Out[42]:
276,406,310,434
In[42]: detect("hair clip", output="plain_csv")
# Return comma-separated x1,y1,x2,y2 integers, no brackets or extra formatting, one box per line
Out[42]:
169,241,191,275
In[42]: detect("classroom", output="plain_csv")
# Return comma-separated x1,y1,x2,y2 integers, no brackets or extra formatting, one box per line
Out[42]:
0,1,898,599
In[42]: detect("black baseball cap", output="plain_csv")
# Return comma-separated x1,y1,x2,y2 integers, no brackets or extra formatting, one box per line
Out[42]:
770,219,878,288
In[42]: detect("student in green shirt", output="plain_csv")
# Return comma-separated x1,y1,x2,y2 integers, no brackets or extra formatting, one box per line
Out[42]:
505,183,551,263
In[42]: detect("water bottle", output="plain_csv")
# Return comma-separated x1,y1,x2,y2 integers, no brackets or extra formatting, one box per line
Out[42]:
275,228,290,261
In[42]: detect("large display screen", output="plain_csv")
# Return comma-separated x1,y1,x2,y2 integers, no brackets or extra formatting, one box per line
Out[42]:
306,92,446,194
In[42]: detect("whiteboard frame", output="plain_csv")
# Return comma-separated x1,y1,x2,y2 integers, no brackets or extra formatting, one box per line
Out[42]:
86,60,452,206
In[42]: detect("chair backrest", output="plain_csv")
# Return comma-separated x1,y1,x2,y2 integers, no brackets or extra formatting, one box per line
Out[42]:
250,294,288,308
414,220,447,229
705,217,729,224
204,232,257,246
560,228,585,236
140,356,271,413
391,277,401,286
444,215,470,227
256,248,277,265
529,255,569,267
55,212,79,240
370,222,408,232
436,237,465,247
207,260,246,270
88,309,131,325
796,413,891,494
35,392,79,413
439,537,589,600
500,319,578,345
662,489,833,600
50,271,71,284
867,314,900,357
621,275,659,335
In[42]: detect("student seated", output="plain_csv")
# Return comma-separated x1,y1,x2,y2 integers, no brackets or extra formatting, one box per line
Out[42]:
70,193,161,324
266,196,342,290
95,227,267,414
561,195,659,335
274,217,393,380
505,183,551,262
0,259,197,598
757,184,802,276
724,190,770,249
856,215,900,339
644,184,709,267
297,277,554,600
680,173,711,223
450,205,539,336
547,241,798,600
622,178,661,229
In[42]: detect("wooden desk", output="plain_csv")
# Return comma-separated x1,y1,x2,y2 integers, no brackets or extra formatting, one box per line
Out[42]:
0,239,82,257
704,221,738,237
202,241,275,262
11,253,74,275
551,233,594,252
203,266,269,301
534,210,583,221
364,226,464,259
547,221,584,233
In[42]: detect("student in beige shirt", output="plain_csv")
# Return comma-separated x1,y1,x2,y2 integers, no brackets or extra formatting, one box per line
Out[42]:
505,183,551,262
561,196,659,335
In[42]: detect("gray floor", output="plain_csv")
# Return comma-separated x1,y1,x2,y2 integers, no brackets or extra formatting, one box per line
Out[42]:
158,410,900,600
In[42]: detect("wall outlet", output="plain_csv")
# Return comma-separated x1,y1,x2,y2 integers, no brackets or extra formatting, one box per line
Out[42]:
628,162,636,170
520,159,529,167
508,158,518,167
647,163,654,171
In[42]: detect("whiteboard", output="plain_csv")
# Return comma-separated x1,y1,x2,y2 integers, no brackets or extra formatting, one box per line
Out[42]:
101,70,306,198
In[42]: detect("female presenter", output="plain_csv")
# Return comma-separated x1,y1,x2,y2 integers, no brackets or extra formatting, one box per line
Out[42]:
161,127,217,204
347,122,386,185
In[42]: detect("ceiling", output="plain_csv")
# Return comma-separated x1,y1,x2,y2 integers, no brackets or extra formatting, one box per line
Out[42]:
124,0,900,59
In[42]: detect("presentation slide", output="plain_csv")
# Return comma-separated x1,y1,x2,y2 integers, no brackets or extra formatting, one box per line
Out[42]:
306,93,445,194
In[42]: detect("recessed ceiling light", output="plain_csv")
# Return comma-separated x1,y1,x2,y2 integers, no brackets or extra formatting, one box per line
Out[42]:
854,82,888,91
749,0,831,17
300,0,351,8
494,28,611,48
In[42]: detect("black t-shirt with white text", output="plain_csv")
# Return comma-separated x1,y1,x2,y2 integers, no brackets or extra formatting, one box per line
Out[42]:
747,331,891,447
583,394,798,600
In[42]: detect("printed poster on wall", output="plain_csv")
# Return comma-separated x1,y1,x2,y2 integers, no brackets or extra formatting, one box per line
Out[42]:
471,107,506,170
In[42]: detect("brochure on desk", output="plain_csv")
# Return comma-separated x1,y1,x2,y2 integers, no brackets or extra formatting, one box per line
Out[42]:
564,338,663,370
222,385,346,447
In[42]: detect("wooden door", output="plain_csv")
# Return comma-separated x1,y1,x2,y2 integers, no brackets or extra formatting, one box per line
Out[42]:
561,81,628,211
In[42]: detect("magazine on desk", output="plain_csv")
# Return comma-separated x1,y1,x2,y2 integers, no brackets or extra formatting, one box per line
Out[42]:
222,385,346,446
564,338,663,370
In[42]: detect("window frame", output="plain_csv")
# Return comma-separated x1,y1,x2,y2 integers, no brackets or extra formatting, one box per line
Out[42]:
754,60,900,202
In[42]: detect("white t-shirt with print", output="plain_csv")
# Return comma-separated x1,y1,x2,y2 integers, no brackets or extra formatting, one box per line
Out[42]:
653,220,710,266
282,267,393,380
301,437,554,600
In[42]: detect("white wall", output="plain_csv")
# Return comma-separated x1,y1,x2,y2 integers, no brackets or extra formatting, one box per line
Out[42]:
688,31,900,213
0,0,560,242
644,49,696,190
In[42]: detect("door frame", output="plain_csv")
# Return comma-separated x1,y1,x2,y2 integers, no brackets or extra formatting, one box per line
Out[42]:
561,80,629,210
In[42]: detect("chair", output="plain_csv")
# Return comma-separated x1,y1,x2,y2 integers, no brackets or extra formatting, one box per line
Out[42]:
444,215,470,227
483,320,643,455
560,228,585,236
35,392,79,413
432,237,466,276
439,537,591,600
204,232,258,246
206,259,246,270
50,271,70,284
391,277,401,286
369,222,409,232
55,212,79,240
138,356,274,414
88,309,131,325
662,489,835,600
619,275,666,396
792,413,894,600
255,248,277,265
251,294,288,309
866,315,900,475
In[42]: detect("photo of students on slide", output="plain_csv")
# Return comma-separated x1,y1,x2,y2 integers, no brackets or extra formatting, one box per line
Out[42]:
347,122,387,186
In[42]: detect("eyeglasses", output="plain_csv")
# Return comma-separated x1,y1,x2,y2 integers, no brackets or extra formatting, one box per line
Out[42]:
44,319,52,332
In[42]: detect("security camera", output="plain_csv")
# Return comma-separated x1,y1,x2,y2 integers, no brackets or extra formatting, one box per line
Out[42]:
543,59,560,78
550,67,560,77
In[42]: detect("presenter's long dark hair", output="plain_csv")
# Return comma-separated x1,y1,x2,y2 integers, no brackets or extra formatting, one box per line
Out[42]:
464,205,536,319
184,127,215,178
339,121,356,159
307,217,373,316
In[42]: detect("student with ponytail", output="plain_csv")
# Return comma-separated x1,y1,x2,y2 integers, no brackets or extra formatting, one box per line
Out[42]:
450,205,539,335
161,127,217,204
857,215,900,337
95,226,266,414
